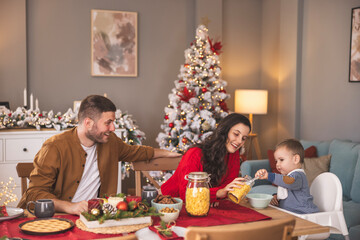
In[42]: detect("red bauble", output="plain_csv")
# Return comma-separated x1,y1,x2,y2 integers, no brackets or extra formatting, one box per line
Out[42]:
182,120,187,126
192,71,196,75
182,138,188,144
199,106,204,110
116,201,128,211
202,88,207,93
164,115,169,120
169,123,174,128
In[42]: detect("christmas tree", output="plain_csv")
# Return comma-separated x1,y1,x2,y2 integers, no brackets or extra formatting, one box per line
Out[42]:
156,25,230,153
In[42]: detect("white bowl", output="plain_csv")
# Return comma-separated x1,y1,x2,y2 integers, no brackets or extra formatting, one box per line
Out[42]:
246,193,273,209
159,209,180,223
151,198,183,212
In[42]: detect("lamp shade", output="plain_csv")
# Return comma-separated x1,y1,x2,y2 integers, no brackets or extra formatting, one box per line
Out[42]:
235,89,268,115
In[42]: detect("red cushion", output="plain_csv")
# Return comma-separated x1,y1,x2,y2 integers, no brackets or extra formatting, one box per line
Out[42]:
268,145,318,174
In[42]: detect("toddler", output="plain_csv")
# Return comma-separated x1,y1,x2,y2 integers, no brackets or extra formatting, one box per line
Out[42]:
255,139,318,214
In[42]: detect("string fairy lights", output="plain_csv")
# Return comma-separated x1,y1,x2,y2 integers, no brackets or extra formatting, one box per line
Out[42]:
0,177,17,206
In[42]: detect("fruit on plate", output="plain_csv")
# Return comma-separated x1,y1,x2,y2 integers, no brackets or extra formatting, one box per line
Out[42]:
0,205,8,217
116,201,128,211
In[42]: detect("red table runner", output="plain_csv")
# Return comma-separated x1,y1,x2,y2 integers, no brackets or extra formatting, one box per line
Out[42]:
1,200,271,239
153,200,271,228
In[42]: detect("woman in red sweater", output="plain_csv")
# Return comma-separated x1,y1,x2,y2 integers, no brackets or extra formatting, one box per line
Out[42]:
161,113,251,202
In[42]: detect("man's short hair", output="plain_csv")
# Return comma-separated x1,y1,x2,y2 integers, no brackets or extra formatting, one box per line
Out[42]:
78,95,116,123
276,139,305,163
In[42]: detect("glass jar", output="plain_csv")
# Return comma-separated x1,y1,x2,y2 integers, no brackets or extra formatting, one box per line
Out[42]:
185,172,211,217
228,176,256,204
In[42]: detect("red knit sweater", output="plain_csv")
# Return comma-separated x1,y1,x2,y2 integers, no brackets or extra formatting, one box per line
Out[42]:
160,147,240,202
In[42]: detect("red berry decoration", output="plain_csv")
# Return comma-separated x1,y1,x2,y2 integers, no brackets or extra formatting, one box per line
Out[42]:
164,115,169,120
202,88,207,93
182,120,187,126
169,123,174,128
182,138,188,144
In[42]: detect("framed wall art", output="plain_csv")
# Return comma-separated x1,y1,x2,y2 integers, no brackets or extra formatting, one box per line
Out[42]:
91,9,138,77
349,7,360,82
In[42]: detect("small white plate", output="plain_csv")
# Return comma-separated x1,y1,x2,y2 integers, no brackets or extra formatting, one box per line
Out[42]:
135,226,187,240
0,207,24,222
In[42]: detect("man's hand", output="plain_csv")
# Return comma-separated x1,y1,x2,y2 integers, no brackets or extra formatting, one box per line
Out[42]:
52,199,88,215
153,148,182,158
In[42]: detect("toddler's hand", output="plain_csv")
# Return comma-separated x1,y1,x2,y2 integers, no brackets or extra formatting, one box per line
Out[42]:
270,195,279,206
255,169,268,179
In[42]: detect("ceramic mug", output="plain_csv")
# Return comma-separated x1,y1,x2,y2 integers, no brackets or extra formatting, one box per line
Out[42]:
142,185,158,205
26,199,55,218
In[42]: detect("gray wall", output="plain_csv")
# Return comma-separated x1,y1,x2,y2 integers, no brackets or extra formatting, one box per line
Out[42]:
1,0,360,156
0,0,27,109
300,0,360,142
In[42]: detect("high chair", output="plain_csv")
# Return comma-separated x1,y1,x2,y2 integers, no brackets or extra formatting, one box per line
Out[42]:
271,172,349,240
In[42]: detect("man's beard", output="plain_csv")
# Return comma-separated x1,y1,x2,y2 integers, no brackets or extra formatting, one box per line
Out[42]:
86,125,106,144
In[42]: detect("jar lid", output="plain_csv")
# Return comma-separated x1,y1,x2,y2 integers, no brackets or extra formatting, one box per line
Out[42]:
186,172,210,180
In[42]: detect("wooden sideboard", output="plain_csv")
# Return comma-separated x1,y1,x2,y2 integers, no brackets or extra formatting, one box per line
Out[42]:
0,128,126,207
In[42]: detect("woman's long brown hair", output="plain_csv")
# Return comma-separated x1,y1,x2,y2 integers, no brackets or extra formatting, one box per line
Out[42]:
192,113,251,186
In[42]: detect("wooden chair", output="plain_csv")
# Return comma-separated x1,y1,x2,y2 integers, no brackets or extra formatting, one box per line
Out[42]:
185,217,296,240
16,162,34,195
132,157,182,196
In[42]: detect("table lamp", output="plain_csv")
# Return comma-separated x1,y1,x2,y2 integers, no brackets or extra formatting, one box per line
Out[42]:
235,89,268,133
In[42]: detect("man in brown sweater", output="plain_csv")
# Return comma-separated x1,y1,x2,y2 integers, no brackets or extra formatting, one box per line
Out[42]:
18,95,180,215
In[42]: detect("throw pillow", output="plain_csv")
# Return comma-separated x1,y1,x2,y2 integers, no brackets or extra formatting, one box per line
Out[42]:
268,145,318,174
302,154,332,186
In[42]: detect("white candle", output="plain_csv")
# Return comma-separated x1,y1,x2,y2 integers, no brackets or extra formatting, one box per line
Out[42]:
30,94,33,110
24,88,27,106
35,98,39,110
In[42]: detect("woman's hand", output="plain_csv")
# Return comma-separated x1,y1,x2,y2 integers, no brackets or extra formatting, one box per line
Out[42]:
255,169,268,179
216,177,246,199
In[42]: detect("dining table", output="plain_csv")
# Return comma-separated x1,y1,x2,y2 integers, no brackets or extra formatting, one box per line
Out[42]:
0,200,329,240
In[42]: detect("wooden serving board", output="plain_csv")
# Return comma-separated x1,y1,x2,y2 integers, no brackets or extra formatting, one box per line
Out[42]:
79,214,151,229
